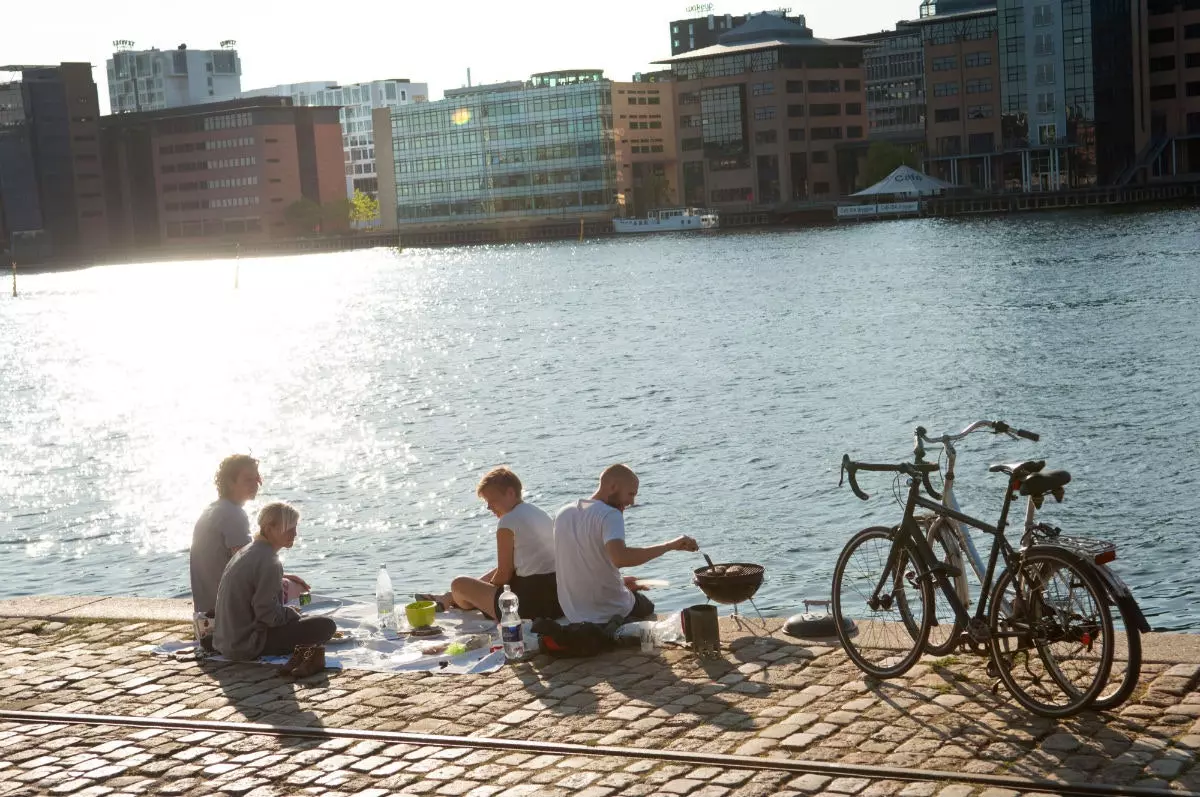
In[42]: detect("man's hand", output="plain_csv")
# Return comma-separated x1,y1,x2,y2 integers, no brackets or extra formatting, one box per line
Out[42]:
624,575,648,592
671,535,699,552
283,574,310,591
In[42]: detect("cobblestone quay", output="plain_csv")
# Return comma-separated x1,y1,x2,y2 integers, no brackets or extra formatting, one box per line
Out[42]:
0,603,1197,797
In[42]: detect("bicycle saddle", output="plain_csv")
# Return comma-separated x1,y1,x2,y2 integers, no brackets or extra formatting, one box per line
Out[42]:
988,460,1045,477
1018,469,1071,497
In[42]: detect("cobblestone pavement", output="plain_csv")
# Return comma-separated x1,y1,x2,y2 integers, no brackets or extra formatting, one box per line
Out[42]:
0,617,1197,796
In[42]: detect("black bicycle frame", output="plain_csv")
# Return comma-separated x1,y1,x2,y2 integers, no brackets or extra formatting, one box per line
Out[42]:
874,471,1023,632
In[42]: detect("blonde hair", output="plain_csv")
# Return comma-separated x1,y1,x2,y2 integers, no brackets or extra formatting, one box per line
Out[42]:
257,501,300,532
476,467,523,499
214,454,259,500
599,463,638,489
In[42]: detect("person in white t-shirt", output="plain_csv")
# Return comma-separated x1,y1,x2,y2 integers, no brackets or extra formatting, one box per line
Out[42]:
421,467,562,620
554,464,698,624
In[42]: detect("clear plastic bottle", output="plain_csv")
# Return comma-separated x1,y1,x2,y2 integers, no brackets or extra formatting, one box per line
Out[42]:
376,565,395,629
498,584,524,661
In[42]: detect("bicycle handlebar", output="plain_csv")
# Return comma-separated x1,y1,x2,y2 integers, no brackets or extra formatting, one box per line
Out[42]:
916,419,1040,446
840,454,938,501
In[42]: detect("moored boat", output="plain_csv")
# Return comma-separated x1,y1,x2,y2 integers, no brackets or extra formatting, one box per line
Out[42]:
614,207,719,234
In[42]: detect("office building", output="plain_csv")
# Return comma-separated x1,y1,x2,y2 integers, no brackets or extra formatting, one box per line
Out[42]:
0,63,107,260
107,43,241,113
670,12,751,55
613,73,680,215
908,5,1003,188
100,97,344,248
1143,0,1200,178
242,78,428,198
657,12,869,206
375,70,617,228
846,24,927,143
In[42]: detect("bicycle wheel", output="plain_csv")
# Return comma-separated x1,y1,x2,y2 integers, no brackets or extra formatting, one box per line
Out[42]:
987,547,1114,718
1090,595,1142,711
833,526,932,679
898,517,966,657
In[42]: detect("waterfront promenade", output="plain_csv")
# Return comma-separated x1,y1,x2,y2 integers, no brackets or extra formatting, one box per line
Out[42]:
0,597,1197,797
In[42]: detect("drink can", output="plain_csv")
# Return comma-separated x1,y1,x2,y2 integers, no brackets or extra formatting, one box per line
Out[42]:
299,592,312,606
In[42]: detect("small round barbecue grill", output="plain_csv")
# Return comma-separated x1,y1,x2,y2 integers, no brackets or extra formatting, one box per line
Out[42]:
693,555,765,619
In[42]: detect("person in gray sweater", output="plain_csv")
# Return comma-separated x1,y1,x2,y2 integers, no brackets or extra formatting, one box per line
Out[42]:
214,502,334,674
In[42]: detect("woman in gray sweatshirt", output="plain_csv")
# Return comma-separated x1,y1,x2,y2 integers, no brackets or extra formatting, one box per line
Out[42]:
214,502,335,662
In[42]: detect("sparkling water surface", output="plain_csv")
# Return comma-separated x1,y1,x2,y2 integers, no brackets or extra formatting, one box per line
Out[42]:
2,207,1198,630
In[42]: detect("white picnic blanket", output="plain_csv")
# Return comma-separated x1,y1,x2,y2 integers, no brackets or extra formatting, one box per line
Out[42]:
144,595,510,675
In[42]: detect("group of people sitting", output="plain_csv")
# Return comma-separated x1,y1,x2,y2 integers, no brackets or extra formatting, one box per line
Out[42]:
190,456,698,675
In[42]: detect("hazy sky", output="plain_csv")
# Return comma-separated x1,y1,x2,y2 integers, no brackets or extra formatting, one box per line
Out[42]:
5,0,919,112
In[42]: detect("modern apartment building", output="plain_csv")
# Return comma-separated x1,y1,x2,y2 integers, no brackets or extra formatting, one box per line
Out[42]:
657,12,868,206
669,12,751,55
846,25,927,143
100,97,344,249
375,70,617,228
241,78,428,197
910,6,1004,189
613,73,680,215
1144,0,1200,177
107,43,242,113
0,63,107,260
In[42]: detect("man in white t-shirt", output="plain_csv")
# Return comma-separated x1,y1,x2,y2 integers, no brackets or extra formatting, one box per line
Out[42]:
554,464,698,624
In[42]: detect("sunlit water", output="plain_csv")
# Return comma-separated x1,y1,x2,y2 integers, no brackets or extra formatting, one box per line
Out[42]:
2,207,1199,631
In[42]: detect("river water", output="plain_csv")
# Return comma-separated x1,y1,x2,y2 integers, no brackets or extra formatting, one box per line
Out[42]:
2,207,1198,630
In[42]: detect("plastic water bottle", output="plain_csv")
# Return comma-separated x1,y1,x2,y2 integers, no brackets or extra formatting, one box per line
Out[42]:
498,584,524,661
376,565,395,629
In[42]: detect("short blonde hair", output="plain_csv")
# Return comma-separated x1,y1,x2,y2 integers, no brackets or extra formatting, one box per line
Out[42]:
476,467,522,499
257,501,300,532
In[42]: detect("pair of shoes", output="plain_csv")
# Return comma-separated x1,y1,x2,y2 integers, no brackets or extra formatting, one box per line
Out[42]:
290,645,326,678
278,645,311,676
413,593,451,612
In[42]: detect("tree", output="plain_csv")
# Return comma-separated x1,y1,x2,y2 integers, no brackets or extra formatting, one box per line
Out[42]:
864,142,921,187
283,198,322,235
321,198,353,233
350,189,380,225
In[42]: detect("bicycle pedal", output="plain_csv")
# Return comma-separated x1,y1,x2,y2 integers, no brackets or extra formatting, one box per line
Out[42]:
930,562,962,579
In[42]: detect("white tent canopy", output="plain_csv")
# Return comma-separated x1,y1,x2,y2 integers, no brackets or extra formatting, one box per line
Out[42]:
852,165,957,197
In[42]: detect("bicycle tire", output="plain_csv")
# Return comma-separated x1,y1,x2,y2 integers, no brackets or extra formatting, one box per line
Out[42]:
833,526,932,679
897,517,966,657
987,546,1114,718
1089,594,1143,711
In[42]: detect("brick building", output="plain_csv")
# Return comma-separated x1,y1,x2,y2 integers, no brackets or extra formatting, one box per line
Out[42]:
613,73,680,216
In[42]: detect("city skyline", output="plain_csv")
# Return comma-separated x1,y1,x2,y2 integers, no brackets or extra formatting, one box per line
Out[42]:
6,0,917,111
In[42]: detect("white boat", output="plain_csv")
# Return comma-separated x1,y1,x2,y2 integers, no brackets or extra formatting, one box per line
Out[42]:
613,207,719,234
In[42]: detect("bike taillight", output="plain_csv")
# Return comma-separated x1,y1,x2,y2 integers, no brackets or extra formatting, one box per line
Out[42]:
1095,550,1116,565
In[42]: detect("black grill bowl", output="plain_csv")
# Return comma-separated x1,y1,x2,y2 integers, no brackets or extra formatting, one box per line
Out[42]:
693,562,765,605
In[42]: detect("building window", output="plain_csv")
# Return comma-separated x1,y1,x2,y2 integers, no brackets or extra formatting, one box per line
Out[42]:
933,82,960,97
788,128,805,141
936,135,961,155
1038,123,1057,144
935,107,961,122
755,129,778,145
1150,56,1176,72
682,136,703,151
1187,53,1200,68
1035,64,1055,85
844,79,861,91
751,82,775,96
847,126,863,138
965,51,992,68
1036,92,1055,113
967,104,993,119
1186,23,1200,39
1035,34,1055,55
966,78,992,93
809,103,840,117
932,56,958,71
807,80,840,93
1148,27,1175,44
787,104,805,117
810,127,843,140
1183,82,1200,97
1033,4,1053,26
754,106,777,120
845,102,863,115
1150,84,1177,100
786,80,804,93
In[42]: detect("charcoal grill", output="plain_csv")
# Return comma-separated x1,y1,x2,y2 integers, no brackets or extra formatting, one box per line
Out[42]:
693,554,765,621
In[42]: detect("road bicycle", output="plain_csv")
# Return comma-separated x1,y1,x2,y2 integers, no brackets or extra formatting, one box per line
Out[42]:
908,420,1149,711
833,428,1115,718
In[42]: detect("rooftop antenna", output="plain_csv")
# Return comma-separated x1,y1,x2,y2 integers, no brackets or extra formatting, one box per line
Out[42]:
467,67,472,88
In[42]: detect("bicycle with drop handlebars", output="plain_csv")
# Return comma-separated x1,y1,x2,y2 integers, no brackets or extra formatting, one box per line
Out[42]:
906,420,1149,711
833,421,1117,718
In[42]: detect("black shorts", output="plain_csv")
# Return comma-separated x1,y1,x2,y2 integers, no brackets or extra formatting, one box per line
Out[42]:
493,572,563,620
626,591,655,621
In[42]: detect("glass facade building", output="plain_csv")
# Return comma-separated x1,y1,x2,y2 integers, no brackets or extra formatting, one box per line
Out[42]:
384,75,616,225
